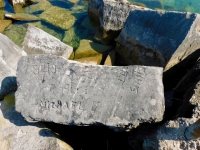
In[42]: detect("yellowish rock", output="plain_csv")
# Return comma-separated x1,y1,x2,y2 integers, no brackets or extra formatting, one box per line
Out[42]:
0,20,12,33
104,50,116,66
28,0,52,13
68,0,79,4
5,13,40,21
70,39,111,59
74,55,102,65
0,0,4,8
40,6,75,30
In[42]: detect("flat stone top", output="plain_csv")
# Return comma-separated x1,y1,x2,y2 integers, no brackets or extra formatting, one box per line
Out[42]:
16,55,164,128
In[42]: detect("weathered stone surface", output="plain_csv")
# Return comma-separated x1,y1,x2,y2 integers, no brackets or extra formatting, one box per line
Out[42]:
117,9,200,69
0,20,12,33
0,0,4,8
10,0,26,13
104,50,116,66
0,94,74,150
5,13,40,21
15,55,164,130
0,33,26,82
22,25,73,58
39,6,75,30
142,117,200,150
88,0,146,43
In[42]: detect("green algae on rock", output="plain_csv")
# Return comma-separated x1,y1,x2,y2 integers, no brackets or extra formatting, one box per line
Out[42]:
3,23,28,46
0,20,12,33
5,13,40,21
27,0,52,13
62,27,80,49
70,39,111,59
39,6,75,30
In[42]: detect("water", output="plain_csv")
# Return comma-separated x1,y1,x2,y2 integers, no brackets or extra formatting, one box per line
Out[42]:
2,0,95,50
128,0,200,14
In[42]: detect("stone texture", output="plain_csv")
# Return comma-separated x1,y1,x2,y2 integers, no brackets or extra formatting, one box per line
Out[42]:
0,0,4,8
104,50,116,66
117,9,200,70
0,20,12,33
15,55,164,130
22,25,73,58
0,94,74,150
88,0,146,43
11,0,26,13
142,117,200,150
5,13,40,21
39,6,75,30
0,33,27,82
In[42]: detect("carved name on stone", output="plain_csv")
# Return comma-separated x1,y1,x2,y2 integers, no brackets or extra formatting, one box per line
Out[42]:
16,55,164,129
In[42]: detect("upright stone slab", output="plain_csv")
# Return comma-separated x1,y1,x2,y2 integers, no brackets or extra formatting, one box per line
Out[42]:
15,55,164,130
22,25,73,59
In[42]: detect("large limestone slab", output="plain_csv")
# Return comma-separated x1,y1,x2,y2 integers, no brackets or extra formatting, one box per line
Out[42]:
15,55,164,130
22,25,73,58
117,9,200,70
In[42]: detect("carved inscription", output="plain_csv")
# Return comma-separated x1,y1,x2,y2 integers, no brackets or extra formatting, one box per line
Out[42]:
16,55,164,127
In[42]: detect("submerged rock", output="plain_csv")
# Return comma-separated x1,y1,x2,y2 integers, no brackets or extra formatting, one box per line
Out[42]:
3,23,28,46
70,39,111,60
28,0,52,13
15,55,164,130
39,6,75,30
0,94,73,150
5,13,40,21
22,25,73,58
0,20,12,33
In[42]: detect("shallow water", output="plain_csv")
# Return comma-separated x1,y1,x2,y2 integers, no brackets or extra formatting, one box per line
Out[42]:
2,0,95,50
128,0,200,14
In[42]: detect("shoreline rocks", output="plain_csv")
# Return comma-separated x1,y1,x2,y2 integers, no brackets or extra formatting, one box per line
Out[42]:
22,25,73,58
15,55,164,130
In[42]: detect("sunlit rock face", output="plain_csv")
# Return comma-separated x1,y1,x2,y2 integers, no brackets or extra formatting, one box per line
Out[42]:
15,55,164,131
22,25,73,59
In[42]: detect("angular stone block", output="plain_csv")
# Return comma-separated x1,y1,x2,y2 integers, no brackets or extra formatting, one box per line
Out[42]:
22,25,73,59
16,55,164,130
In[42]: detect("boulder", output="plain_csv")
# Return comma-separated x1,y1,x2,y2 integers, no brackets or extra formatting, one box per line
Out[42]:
39,6,75,30
0,94,73,150
88,0,146,43
69,39,111,61
10,0,26,13
5,13,40,21
0,33,26,77
116,9,200,72
15,55,164,130
22,25,73,58
0,20,12,33
0,33,26,100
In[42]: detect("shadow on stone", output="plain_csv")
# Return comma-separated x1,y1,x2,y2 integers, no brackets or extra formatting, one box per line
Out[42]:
0,76,17,101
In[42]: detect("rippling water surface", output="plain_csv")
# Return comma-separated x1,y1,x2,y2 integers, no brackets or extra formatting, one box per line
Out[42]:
128,0,200,14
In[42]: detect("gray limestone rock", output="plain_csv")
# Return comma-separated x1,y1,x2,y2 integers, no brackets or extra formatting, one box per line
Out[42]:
15,55,164,130
88,0,147,43
0,33,26,100
116,9,200,71
22,25,73,59
0,94,73,150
